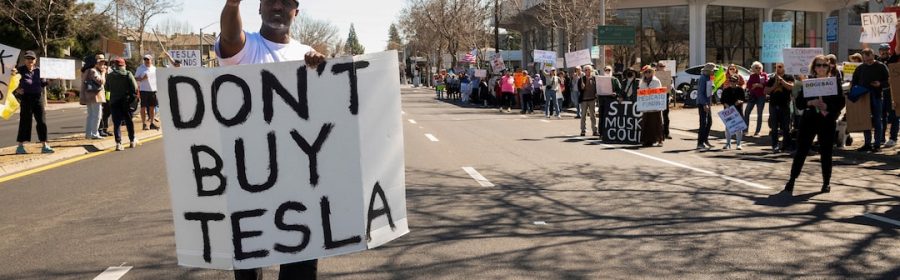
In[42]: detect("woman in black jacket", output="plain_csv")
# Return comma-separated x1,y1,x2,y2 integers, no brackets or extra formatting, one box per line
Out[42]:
782,55,846,195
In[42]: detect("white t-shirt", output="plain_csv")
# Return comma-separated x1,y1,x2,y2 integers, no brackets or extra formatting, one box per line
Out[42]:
215,31,313,66
135,65,157,92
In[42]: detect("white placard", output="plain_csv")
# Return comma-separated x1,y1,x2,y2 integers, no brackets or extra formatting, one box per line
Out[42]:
39,57,76,80
596,76,614,96
533,50,556,64
474,69,487,78
157,51,409,270
491,56,505,74
169,50,202,67
659,60,676,77
782,48,823,76
0,44,20,105
564,49,592,68
717,106,748,135
635,87,667,112
802,77,838,97
860,13,898,43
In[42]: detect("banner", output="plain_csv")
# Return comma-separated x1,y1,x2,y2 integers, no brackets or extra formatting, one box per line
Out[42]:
533,50,556,64
169,50,202,67
0,43,20,107
635,87,667,112
596,76,614,96
156,51,409,270
717,106,748,135
782,48,823,76
890,63,900,112
802,77,839,98
860,13,898,43
474,69,487,78
491,55,505,74
762,22,793,63
843,62,860,82
564,49,592,68
39,58,76,80
602,101,642,144
846,94,872,132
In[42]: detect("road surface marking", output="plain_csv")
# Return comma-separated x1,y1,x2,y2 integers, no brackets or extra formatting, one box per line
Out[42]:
533,221,548,225
92,266,132,280
408,119,417,124
601,144,771,190
462,167,495,187
863,213,900,227
0,135,163,184
425,134,439,142
540,120,551,123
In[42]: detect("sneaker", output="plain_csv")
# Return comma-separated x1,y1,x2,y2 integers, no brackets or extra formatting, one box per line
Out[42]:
593,132,600,136
574,116,581,119
130,139,140,148
873,146,882,153
15,145,27,154
149,123,159,130
499,108,504,113
723,144,731,150
41,146,54,154
556,115,562,119
115,143,124,151
696,145,707,150
506,108,511,113
856,145,872,152
736,145,743,150
142,124,150,130
580,132,586,136
885,140,897,147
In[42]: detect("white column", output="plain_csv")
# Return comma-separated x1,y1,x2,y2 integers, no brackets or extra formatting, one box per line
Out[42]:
688,0,708,66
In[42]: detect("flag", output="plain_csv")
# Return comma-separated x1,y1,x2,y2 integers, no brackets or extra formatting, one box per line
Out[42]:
0,74,20,120
712,65,726,92
463,48,477,63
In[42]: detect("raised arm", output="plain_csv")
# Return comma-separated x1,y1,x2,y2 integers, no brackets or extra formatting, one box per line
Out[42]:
218,0,246,59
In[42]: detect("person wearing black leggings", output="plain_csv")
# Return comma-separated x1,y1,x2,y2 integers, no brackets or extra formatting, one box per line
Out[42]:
782,55,846,195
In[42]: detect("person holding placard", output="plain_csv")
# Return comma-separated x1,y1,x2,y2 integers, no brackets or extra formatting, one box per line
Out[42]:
877,44,900,148
14,50,53,154
852,48,889,152
597,66,621,137
720,64,746,150
545,69,562,118
765,63,795,153
781,55,846,195
638,66,664,147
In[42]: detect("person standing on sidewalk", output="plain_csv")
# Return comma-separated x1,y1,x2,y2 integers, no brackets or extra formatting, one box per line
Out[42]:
743,61,767,137
876,43,900,148
135,54,158,131
720,64,746,150
570,67,583,119
105,58,139,151
852,48,889,152
695,63,715,150
638,65,664,147
530,73,543,113
14,51,53,154
655,62,673,139
781,55,845,195
216,0,326,278
597,66,621,138
765,63,795,152
499,70,515,112
577,65,599,136
545,69,562,118
80,54,107,140
520,70,534,114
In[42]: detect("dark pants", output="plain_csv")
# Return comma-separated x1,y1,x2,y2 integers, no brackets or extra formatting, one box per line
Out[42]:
663,107,670,138
744,95,766,135
233,259,318,280
17,94,48,142
697,106,712,146
863,92,885,147
111,102,135,143
769,103,792,150
520,93,533,113
502,92,514,109
883,90,899,141
99,102,112,132
597,96,616,133
790,111,837,186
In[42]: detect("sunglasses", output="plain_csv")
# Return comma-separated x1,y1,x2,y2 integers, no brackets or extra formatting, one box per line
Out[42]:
776,66,783,69
604,69,612,72
814,63,830,68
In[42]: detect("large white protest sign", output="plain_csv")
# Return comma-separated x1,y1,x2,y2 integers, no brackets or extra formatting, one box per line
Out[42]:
564,49,592,68
157,51,409,270
802,77,838,98
762,22,793,63
596,76,614,96
659,60,676,77
169,50,202,67
0,43,20,106
635,87,667,112
39,57,76,80
860,13,898,43
717,106,748,135
533,50,556,64
782,48,823,76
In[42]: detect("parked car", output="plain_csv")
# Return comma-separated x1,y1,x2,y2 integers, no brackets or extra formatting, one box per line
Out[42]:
674,64,751,107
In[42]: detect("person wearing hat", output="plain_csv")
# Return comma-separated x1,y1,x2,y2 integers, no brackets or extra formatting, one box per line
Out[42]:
639,65,665,147
877,43,900,148
135,54,158,130
14,50,53,154
106,58,139,151
172,59,182,68
596,65,621,138
81,53,108,140
695,63,716,150
854,48,890,152
544,68,562,118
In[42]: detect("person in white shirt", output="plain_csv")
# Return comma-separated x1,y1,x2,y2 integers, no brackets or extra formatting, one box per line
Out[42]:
216,0,324,280
134,54,158,130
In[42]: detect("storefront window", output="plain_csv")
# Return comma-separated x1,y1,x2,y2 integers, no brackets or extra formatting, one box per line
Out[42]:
707,5,762,68
773,10,823,48
607,6,688,71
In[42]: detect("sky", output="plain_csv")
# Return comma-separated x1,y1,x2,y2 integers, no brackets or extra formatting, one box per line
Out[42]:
97,0,406,53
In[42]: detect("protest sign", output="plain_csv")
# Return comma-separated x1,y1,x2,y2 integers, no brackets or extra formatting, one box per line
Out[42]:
169,50,202,67
656,71,673,89
491,56,505,74
0,74,20,120
860,13,898,43
782,48,823,76
659,60,676,77
591,46,601,59
157,51,409,270
890,63,900,112
842,62,860,82
0,43,20,107
826,17,838,42
602,101,642,144
596,76,614,96
635,87,667,112
846,94,872,132
717,106,748,135
474,69,487,78
762,22,793,63
802,77,839,98
533,50,556,64
564,49,592,68
39,58,76,80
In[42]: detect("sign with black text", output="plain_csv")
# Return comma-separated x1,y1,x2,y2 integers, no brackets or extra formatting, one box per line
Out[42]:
860,13,897,43
169,50,202,67
157,51,409,270
802,77,838,98
602,101,643,144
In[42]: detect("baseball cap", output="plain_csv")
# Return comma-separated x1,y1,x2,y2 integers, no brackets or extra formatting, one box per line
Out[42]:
143,54,153,60
114,58,126,66
879,43,891,50
23,51,36,59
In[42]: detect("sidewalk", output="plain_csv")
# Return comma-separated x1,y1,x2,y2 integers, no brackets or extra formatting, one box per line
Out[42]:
45,101,83,111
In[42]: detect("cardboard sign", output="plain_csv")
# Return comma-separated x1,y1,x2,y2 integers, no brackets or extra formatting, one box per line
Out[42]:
802,77,838,97
39,57,76,80
156,51,409,270
659,60,676,77
782,48,823,76
890,63,900,112
564,49,592,68
0,43,20,106
846,94,872,132
169,50,202,67
656,71,672,89
602,101,642,144
860,13,898,43
762,22,793,63
635,87,667,112
474,69,487,78
843,62,860,82
533,50,556,64
596,76,614,96
717,106,748,135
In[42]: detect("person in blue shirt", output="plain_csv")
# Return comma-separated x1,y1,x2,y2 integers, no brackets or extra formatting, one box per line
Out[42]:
14,50,53,154
695,63,715,150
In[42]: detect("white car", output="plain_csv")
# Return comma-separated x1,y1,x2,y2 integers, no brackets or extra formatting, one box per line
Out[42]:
674,64,751,107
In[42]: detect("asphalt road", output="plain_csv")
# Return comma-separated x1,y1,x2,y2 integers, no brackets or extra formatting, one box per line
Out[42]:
0,106,87,147
0,87,897,279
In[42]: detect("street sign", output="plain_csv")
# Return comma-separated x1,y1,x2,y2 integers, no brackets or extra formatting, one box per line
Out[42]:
762,22,793,63
826,17,838,42
597,26,635,45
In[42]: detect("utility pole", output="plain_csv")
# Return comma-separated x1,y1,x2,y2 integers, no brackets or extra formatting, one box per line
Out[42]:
599,0,606,68
494,0,500,54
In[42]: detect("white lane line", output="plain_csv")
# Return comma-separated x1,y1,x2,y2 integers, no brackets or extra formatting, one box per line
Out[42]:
462,167,495,187
601,144,771,190
408,119,417,124
533,221,548,225
425,134,439,142
863,213,900,227
540,119,551,123
93,266,132,280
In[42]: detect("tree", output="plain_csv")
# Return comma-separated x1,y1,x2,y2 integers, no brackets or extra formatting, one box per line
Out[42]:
387,23,403,50
120,0,180,56
345,24,365,55
398,0,491,69
291,14,340,56
331,39,345,57
531,0,606,52
0,0,77,56
155,18,193,36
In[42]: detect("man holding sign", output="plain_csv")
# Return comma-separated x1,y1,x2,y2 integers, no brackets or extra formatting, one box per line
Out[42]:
852,49,890,152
